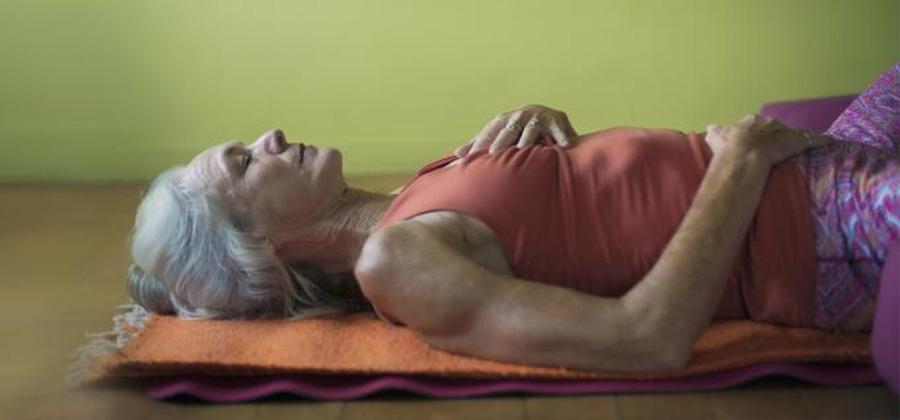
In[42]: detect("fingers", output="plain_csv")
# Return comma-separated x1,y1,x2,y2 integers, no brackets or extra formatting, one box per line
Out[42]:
706,124,722,138
546,119,569,147
799,130,836,149
557,112,579,142
737,113,776,129
814,133,836,147
466,114,507,156
738,114,756,126
512,115,542,150
458,105,578,157
454,142,472,158
491,111,526,153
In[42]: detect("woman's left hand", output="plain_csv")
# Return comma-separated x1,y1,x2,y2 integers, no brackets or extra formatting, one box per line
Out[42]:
454,104,580,157
705,114,833,166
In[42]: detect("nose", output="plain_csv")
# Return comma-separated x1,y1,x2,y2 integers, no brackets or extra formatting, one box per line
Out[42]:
270,129,287,153
251,129,288,154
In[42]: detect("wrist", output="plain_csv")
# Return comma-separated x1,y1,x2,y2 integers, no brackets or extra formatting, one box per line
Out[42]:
712,147,771,175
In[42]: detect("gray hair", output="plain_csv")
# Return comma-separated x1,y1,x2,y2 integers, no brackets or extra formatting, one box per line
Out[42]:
127,166,372,320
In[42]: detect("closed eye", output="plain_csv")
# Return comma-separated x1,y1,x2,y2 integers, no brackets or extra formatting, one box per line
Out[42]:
241,154,252,173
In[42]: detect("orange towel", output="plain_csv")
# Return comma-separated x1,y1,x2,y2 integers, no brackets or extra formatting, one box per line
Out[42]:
75,305,870,385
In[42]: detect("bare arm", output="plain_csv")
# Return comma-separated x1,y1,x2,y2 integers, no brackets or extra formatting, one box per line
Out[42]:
355,223,686,373
621,113,833,358
620,143,772,359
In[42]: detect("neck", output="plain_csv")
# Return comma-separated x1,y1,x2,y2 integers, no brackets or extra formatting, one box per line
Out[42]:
274,187,394,276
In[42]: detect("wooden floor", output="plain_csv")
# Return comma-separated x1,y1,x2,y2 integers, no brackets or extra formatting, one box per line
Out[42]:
1,176,897,420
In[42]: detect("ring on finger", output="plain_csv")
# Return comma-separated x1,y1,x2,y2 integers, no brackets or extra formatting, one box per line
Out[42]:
505,121,524,131
526,116,540,127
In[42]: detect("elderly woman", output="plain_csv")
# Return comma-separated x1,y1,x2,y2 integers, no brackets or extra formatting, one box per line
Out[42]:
128,104,898,374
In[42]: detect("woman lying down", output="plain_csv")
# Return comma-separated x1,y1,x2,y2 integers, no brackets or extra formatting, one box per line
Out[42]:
127,104,898,373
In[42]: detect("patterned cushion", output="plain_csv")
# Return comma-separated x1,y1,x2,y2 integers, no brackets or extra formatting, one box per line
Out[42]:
826,63,900,151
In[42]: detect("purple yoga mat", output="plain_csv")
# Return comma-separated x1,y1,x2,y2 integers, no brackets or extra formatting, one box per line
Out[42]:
147,362,880,401
758,94,857,133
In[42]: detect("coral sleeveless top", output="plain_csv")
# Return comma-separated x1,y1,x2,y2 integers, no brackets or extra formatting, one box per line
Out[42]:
373,127,818,328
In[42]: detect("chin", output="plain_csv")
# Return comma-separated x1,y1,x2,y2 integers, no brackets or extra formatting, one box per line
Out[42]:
321,147,345,183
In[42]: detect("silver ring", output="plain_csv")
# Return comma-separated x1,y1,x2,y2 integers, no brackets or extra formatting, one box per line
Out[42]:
803,131,814,147
526,116,540,126
505,121,524,130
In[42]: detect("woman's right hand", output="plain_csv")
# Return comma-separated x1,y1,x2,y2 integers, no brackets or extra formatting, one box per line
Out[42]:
455,104,579,157
705,114,834,167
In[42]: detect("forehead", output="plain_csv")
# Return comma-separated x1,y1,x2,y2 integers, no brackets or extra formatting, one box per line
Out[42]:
185,141,241,193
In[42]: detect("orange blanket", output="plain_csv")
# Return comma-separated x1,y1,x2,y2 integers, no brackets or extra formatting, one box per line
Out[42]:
77,306,871,384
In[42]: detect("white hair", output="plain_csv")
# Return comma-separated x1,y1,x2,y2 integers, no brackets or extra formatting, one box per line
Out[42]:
127,166,372,320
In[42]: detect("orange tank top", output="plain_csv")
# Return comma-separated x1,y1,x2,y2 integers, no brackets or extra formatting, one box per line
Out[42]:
374,127,817,328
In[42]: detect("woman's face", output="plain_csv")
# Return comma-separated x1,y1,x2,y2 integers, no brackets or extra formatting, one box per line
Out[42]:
184,129,345,239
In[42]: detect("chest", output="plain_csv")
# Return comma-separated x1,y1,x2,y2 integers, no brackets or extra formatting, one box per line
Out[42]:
408,211,514,277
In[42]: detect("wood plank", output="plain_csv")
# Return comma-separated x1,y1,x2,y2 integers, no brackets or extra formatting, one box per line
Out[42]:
696,380,808,420
524,395,620,420
255,400,343,420
340,397,526,420
798,384,899,419
616,392,718,420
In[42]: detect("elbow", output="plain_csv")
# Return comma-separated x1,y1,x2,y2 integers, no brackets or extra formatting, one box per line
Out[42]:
620,299,693,372
628,324,693,372
656,346,691,371
656,325,695,371
649,327,693,371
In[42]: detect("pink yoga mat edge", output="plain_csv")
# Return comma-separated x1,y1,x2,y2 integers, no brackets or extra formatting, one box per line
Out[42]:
146,362,881,401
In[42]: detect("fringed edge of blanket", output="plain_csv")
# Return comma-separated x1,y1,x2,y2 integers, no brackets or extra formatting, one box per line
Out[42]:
66,303,152,388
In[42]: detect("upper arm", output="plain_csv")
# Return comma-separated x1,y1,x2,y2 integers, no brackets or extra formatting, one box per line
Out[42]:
355,223,687,373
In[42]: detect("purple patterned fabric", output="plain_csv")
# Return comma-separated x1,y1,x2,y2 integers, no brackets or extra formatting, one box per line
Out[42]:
800,63,900,331
803,143,899,330
827,62,900,151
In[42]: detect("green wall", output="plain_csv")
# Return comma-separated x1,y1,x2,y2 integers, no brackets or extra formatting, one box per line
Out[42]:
1,0,897,183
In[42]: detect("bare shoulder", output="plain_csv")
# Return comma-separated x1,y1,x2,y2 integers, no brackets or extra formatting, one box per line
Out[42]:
355,210,513,296
352,212,483,331
355,211,467,279
405,211,477,252
408,211,510,261
353,211,514,336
